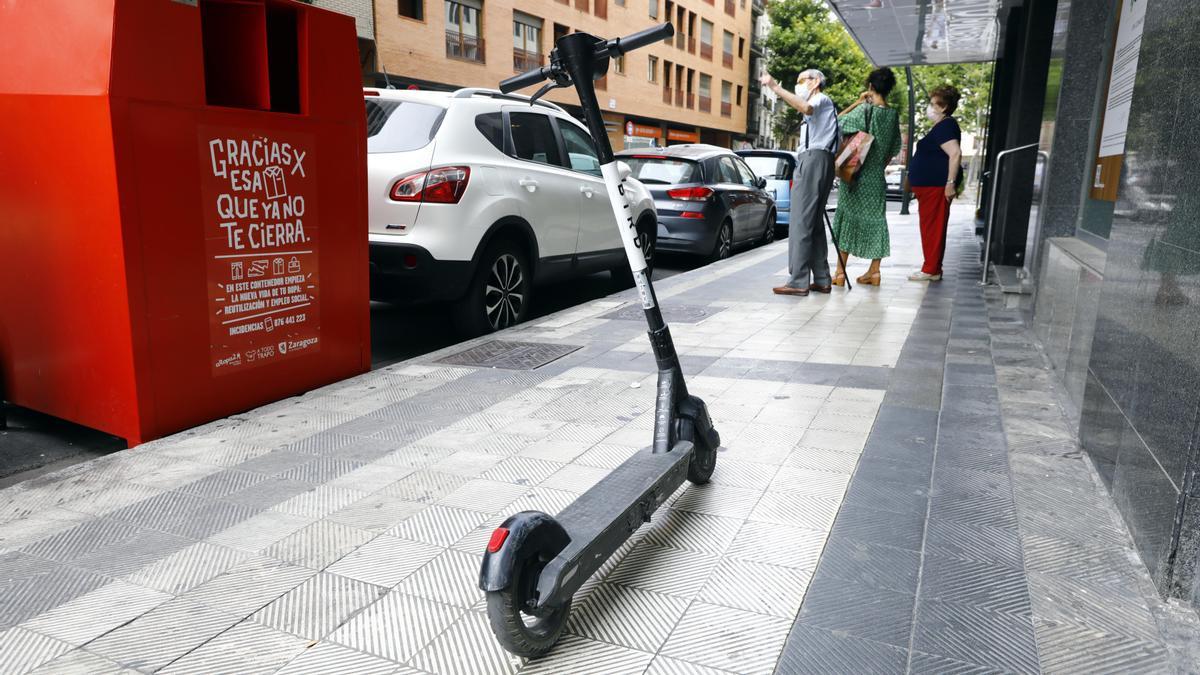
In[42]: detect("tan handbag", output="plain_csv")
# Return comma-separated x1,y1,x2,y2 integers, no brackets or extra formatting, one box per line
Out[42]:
835,105,874,186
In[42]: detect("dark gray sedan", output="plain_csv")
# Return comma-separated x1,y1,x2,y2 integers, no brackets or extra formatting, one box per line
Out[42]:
616,144,776,261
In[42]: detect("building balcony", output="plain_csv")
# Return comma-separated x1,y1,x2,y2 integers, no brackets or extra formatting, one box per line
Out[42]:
747,117,761,135
688,37,696,54
663,87,673,104
446,31,485,64
723,52,733,68
675,89,684,106
721,101,732,117
675,33,684,49
513,48,543,72
753,0,764,13
699,95,711,113
687,92,695,108
700,42,712,60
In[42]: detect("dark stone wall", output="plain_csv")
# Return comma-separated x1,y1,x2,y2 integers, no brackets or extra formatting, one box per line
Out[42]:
1080,0,1200,601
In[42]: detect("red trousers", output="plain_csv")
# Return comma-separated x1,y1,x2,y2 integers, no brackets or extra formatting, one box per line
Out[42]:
913,186,950,275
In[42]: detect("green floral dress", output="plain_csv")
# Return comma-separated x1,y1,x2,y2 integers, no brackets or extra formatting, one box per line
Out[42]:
831,104,902,259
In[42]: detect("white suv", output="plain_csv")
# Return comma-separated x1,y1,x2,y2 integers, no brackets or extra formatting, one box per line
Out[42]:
365,87,657,334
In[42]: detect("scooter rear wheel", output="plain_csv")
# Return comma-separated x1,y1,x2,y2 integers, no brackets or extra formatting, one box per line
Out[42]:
485,548,571,658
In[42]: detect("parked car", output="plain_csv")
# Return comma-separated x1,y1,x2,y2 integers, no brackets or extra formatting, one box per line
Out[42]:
616,145,776,261
736,149,796,237
365,87,657,334
885,163,904,199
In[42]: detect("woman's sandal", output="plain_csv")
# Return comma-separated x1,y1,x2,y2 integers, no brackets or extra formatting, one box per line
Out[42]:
832,272,846,287
856,272,881,286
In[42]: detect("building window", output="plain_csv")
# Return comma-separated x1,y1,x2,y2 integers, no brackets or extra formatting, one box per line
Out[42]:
575,0,588,12
616,0,625,5
699,73,711,113
736,84,743,106
722,31,733,68
648,55,658,83
700,20,713,60
721,80,732,117
399,0,424,20
513,13,543,72
738,36,744,58
615,54,625,75
595,0,607,19
445,0,484,63
649,0,657,18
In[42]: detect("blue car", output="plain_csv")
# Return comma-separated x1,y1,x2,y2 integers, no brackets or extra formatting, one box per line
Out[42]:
736,150,797,237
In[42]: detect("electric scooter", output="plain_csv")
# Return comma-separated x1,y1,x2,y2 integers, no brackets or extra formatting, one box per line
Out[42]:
476,22,721,659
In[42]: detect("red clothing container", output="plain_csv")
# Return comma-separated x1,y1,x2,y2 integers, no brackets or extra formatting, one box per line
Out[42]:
0,0,370,445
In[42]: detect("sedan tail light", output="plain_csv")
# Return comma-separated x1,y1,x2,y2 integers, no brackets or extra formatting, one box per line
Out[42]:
667,186,713,201
391,166,471,204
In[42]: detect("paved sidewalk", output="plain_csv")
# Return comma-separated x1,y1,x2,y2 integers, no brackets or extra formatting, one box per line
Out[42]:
0,206,1194,674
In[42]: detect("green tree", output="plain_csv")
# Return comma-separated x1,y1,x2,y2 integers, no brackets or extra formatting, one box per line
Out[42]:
907,62,994,140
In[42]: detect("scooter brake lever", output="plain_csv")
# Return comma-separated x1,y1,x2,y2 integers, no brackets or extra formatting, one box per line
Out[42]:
529,79,568,106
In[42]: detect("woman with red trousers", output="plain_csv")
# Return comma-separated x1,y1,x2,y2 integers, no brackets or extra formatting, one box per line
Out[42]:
907,85,962,282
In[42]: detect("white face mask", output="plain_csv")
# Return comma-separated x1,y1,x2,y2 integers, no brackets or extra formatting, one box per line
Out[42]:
926,104,942,121
794,81,812,101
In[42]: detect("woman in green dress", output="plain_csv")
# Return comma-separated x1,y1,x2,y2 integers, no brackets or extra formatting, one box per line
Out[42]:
832,68,902,286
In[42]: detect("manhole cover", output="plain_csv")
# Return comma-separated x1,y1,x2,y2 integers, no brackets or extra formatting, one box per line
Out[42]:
602,303,721,324
436,340,582,370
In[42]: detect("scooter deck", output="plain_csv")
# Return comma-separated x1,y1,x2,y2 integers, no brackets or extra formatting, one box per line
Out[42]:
535,443,693,607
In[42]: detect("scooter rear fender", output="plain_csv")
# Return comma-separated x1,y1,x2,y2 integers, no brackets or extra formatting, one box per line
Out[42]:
478,511,571,593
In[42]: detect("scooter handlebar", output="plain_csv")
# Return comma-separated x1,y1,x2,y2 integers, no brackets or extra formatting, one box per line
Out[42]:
610,22,675,55
499,66,551,94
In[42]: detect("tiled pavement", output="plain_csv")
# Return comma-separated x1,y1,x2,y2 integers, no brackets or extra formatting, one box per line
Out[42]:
0,206,1196,674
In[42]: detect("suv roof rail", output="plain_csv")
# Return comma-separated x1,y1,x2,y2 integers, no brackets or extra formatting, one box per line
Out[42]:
452,88,567,113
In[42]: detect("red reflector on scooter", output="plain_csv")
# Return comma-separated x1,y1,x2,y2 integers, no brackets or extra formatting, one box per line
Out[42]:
487,527,509,553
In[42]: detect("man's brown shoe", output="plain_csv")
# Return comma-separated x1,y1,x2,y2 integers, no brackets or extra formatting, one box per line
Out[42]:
773,285,809,296
808,284,832,294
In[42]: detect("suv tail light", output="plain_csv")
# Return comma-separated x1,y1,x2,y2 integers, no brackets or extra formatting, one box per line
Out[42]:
667,186,713,201
391,166,471,204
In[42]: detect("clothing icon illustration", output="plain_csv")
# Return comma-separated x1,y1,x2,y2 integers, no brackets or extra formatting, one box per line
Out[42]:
287,256,301,273
248,260,268,277
230,261,244,280
272,258,285,275
264,166,287,200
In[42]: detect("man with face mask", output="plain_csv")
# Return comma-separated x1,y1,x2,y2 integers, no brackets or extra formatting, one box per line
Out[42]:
760,69,840,296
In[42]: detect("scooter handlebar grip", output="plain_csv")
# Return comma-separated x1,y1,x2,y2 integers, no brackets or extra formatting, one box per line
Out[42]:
499,66,549,93
613,23,675,55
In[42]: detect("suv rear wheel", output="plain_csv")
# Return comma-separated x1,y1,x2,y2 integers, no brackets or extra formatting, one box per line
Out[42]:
611,218,657,286
454,239,531,335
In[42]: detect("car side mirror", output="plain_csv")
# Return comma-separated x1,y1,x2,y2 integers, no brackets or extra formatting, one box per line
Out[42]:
617,161,633,181
755,176,767,189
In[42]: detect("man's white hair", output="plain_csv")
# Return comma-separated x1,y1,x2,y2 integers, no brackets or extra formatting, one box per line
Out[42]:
798,69,828,90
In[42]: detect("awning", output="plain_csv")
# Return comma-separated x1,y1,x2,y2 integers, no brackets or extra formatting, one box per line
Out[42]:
825,0,1013,67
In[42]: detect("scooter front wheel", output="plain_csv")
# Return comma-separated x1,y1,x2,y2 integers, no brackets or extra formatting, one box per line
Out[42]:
485,550,571,658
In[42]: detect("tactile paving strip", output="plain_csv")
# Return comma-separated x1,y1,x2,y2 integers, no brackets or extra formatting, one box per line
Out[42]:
436,340,582,370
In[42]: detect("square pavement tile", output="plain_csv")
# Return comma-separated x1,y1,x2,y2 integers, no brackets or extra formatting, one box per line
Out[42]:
325,494,427,533
251,572,386,640
271,485,369,520
480,456,564,487
784,447,861,474
607,544,720,597
814,534,921,596
380,470,469,504
793,573,915,648
640,508,743,555
749,491,841,531
276,641,402,675
183,556,316,617
769,466,852,500
517,439,595,463
437,479,528,513
27,648,138,674
539,464,611,493
699,557,811,618
503,486,581,517
86,598,240,673
726,520,828,569
329,591,463,663
157,619,309,675
21,580,170,646
395,548,485,609
911,598,1039,673
568,583,690,653
411,609,523,675
427,451,505,478
706,460,780,489
518,634,654,675
387,505,491,548
206,509,314,553
573,444,641,470
798,428,870,454
659,601,792,675
0,627,73,674
264,519,375,570
326,535,442,588
670,483,762,519
644,655,740,674
124,542,250,595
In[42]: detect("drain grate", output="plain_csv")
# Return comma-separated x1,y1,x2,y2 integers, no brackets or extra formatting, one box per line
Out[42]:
436,340,582,370
602,303,722,324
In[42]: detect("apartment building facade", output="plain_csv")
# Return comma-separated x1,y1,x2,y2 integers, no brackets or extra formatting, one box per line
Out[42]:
373,0,757,150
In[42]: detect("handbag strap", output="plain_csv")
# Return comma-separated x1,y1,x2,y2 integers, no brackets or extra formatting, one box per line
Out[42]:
864,104,873,133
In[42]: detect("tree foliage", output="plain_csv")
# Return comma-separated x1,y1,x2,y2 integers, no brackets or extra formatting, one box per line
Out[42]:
766,0,992,144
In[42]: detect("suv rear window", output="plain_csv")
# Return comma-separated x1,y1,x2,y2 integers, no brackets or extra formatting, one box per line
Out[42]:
621,157,702,184
365,98,445,153
741,155,792,180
